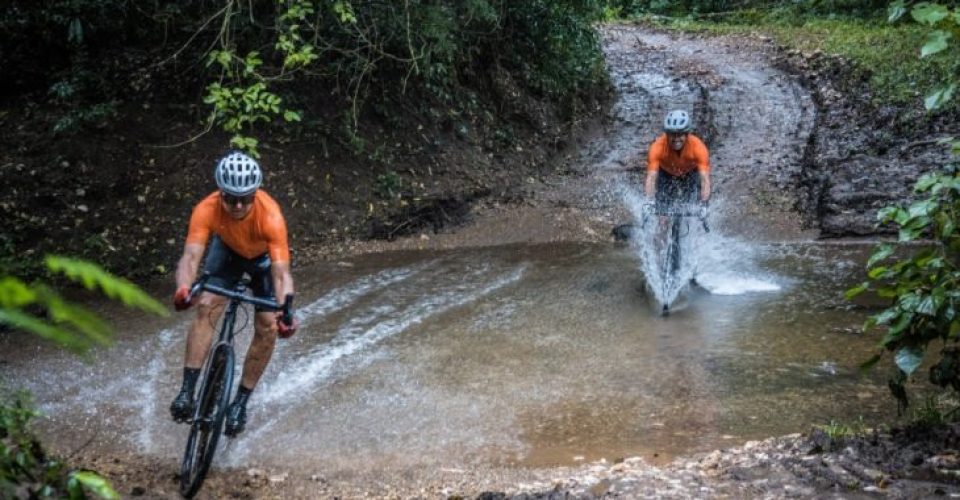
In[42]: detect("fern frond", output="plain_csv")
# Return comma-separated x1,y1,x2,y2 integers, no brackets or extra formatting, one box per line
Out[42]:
44,255,168,316
0,309,90,354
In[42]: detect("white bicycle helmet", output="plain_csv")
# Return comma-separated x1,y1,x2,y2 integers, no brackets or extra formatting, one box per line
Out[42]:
215,151,262,196
664,109,692,133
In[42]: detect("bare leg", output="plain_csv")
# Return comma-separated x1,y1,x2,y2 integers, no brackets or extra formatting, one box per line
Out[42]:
184,293,227,368
239,311,278,389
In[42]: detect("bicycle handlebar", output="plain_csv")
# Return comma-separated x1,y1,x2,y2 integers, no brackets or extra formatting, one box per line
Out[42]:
642,204,711,233
188,273,294,317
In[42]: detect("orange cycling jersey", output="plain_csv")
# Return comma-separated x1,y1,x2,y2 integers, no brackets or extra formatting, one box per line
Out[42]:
647,133,710,177
185,190,290,263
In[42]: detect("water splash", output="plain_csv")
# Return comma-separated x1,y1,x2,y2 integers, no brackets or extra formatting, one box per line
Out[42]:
622,188,704,309
621,187,782,307
137,327,179,450
296,263,428,324
259,264,525,406
227,264,527,465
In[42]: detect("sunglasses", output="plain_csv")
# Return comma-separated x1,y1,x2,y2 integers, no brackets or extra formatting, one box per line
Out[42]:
667,132,688,139
221,193,255,206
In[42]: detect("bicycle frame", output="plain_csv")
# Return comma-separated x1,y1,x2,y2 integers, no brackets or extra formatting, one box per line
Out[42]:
179,273,291,498
640,204,709,315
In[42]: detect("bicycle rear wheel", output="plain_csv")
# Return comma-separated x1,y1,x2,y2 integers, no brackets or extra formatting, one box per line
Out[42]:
179,344,235,498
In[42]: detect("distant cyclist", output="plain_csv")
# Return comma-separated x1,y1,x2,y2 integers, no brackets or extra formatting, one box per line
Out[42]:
643,109,711,213
170,151,298,436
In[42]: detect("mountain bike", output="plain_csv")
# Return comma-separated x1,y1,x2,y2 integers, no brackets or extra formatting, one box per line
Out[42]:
643,203,709,316
178,273,293,498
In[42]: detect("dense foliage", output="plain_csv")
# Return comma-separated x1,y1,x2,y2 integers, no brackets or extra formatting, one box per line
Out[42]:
842,2,960,415
1,0,608,155
849,155,960,414
0,393,118,499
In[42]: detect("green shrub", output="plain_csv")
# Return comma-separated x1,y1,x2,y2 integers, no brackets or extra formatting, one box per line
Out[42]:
0,392,118,499
848,153,960,413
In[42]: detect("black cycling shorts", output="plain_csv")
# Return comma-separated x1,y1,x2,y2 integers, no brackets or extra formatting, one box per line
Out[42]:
655,171,700,210
202,236,275,311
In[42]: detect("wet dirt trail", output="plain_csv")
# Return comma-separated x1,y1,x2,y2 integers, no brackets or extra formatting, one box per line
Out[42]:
3,25,959,500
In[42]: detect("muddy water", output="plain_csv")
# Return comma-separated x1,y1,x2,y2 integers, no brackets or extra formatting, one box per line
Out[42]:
0,240,894,476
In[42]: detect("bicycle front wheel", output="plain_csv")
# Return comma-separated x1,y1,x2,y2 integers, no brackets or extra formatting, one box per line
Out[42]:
179,344,235,498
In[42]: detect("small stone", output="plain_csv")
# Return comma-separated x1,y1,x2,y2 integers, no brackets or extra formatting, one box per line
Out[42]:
76,204,88,212
588,479,612,496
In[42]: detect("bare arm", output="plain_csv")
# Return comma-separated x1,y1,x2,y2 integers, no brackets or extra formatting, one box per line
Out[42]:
644,170,658,199
700,171,711,202
271,261,295,304
175,243,206,289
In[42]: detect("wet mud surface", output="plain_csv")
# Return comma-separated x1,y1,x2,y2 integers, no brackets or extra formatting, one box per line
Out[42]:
12,24,960,499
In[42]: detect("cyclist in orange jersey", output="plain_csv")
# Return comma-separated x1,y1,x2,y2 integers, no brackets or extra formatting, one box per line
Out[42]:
643,109,711,211
170,151,298,437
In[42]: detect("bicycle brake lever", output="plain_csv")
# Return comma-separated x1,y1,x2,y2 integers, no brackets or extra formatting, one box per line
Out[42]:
188,273,211,301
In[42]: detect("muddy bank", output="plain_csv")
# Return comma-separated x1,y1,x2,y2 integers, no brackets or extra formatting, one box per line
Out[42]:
771,46,958,237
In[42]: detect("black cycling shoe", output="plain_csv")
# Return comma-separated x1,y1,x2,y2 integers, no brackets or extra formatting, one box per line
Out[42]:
224,400,247,437
170,389,195,423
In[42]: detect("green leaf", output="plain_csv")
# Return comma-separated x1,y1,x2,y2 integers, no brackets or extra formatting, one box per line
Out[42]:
874,308,899,326
894,346,924,375
0,277,37,308
877,286,899,299
888,1,908,22
44,256,168,316
283,110,301,122
867,244,894,268
70,471,119,499
33,285,112,346
867,266,889,279
925,84,956,111
915,173,940,192
899,293,921,312
950,320,960,339
888,311,914,335
877,206,901,223
0,309,90,353
845,281,869,300
908,199,937,218
916,295,937,315
912,3,950,25
921,30,951,57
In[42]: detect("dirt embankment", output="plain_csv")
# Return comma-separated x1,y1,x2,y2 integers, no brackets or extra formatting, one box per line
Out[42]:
0,45,609,280
771,47,959,237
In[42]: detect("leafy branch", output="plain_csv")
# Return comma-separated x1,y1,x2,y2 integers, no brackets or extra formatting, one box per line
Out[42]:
849,157,960,411
889,1,959,110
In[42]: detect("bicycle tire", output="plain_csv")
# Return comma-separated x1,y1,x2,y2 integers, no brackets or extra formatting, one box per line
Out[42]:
179,344,235,498
669,217,682,274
